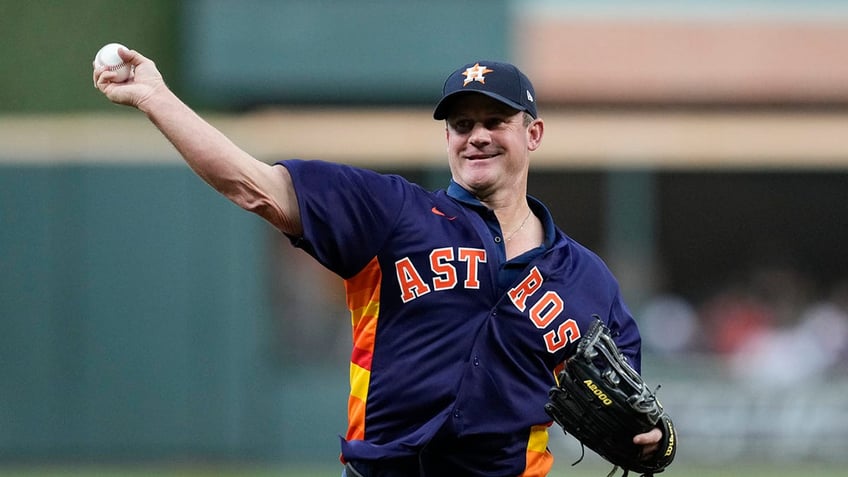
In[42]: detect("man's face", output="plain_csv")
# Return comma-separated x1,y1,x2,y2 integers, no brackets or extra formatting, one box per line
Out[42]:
444,94,542,200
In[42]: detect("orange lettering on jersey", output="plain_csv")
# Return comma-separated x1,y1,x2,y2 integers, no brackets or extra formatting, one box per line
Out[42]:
529,291,564,328
508,266,543,312
430,248,457,291
544,318,581,353
458,248,486,289
395,257,431,303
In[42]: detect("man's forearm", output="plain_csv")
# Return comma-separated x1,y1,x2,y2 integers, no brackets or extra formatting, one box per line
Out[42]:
139,87,295,231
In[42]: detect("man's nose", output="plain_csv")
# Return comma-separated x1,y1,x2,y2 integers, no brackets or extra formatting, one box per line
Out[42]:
468,123,491,146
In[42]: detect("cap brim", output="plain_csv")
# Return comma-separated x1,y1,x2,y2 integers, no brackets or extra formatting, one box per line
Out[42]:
433,90,528,120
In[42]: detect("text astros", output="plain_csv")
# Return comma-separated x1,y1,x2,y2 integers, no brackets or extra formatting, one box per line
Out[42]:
394,247,580,354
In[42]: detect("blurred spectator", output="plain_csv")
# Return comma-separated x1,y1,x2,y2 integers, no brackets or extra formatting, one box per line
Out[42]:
709,273,848,387
639,294,699,355
747,265,814,326
796,280,848,373
699,284,775,356
727,299,848,387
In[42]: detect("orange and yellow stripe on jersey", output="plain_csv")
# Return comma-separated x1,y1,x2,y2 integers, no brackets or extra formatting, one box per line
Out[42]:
521,424,554,477
344,256,382,441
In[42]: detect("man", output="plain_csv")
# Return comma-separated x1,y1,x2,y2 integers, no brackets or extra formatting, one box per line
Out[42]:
94,50,661,476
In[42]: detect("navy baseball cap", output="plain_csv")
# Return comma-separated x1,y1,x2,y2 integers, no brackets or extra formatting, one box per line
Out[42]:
433,60,537,120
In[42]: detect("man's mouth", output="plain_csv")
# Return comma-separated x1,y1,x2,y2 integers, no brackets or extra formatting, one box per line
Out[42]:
465,153,498,160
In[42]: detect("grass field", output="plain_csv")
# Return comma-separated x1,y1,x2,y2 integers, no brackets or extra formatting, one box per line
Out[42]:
1,462,845,477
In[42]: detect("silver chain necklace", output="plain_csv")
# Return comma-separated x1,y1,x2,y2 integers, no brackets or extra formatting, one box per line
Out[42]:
505,209,532,242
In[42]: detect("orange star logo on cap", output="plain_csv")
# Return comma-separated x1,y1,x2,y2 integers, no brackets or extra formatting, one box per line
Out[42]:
462,63,494,86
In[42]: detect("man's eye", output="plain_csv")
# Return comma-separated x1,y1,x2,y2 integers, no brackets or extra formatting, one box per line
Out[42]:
453,121,473,132
484,118,504,129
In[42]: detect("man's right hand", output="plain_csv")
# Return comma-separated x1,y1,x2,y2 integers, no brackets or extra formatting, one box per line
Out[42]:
93,47,167,111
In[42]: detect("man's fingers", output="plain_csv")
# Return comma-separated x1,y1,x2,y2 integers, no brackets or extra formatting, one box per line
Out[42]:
633,427,662,444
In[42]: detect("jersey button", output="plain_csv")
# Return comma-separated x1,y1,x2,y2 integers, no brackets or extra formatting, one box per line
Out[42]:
494,236,502,243
453,409,462,419
472,356,480,366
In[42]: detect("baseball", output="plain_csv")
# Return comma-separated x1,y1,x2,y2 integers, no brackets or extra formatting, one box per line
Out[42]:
94,43,132,82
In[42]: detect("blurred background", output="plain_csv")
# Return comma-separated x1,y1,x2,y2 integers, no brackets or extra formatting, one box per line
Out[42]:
1,0,847,475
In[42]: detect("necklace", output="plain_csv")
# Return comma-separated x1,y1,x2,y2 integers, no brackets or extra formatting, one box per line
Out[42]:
505,209,532,242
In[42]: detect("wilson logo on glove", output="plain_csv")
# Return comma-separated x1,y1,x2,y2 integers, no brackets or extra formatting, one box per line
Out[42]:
663,420,676,458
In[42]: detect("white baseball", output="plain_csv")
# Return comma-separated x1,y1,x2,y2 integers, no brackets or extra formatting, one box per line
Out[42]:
94,43,132,82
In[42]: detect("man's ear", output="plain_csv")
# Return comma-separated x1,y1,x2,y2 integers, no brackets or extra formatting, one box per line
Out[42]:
527,118,544,152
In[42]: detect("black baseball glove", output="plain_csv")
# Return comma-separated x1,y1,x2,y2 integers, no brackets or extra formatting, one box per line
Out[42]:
544,318,677,477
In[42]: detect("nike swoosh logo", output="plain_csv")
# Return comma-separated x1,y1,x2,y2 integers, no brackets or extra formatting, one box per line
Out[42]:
431,207,457,220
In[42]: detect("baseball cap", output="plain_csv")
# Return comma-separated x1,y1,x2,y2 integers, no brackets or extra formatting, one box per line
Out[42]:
433,60,537,120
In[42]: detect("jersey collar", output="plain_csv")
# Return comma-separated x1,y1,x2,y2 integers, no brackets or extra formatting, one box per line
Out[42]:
446,180,556,250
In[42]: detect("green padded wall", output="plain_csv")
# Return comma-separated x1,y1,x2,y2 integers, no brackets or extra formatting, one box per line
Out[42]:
0,165,345,461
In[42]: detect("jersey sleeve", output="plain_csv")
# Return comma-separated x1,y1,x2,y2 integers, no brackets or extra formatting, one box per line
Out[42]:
566,238,643,373
277,159,406,278
607,288,642,373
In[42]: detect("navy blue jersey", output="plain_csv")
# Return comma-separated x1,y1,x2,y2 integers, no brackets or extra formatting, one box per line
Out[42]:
279,159,641,476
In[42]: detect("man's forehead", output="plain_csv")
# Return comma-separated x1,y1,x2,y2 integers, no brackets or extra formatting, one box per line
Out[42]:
446,93,521,118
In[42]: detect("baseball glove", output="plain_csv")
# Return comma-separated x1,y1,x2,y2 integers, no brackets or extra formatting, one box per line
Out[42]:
544,318,677,477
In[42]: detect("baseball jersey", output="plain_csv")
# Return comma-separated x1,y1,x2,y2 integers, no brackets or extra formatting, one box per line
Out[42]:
278,159,642,476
